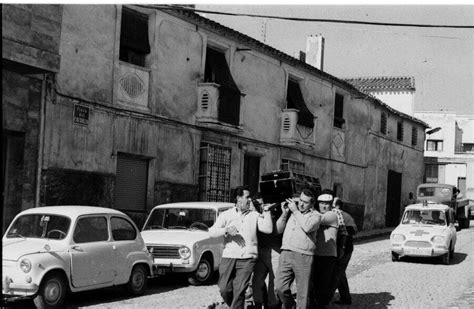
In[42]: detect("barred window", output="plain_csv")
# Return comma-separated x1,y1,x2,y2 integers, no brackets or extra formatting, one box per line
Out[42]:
397,121,404,141
280,159,305,174
380,112,387,134
411,126,418,146
198,143,232,202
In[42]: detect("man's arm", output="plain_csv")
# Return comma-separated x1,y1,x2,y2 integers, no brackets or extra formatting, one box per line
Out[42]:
292,211,322,233
257,209,273,234
276,203,290,234
208,211,227,238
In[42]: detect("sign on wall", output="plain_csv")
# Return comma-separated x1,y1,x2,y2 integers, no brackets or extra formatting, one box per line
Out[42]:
73,104,90,126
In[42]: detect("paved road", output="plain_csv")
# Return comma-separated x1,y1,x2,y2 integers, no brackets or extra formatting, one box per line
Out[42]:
4,222,473,309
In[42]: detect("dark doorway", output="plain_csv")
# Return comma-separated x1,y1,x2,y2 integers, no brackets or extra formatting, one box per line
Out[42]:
243,154,260,195
114,154,149,227
385,170,402,227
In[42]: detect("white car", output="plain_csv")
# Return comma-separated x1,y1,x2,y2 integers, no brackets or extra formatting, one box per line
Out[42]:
141,202,233,285
2,206,153,309
390,202,457,264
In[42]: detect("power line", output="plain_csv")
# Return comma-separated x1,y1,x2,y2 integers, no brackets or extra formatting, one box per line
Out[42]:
143,5,474,29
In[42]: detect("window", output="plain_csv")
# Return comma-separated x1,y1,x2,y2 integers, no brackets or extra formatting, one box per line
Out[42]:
411,126,418,146
380,112,387,134
280,159,305,174
462,143,474,152
424,164,439,183
204,47,241,126
119,7,150,67
199,143,232,202
426,140,443,151
73,216,108,243
334,93,345,129
286,78,314,128
111,217,136,241
333,183,343,199
397,121,404,141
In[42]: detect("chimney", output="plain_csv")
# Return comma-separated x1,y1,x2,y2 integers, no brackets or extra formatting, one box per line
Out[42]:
294,51,306,62
306,34,324,71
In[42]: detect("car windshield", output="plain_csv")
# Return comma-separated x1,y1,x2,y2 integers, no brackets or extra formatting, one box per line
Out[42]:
402,210,446,226
418,187,452,198
6,214,71,239
143,208,216,231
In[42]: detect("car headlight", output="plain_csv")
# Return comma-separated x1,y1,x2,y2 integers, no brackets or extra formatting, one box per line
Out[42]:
20,258,32,273
391,234,406,242
179,246,191,259
431,235,446,243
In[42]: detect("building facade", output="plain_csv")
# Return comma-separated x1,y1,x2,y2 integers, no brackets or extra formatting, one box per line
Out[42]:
414,111,474,201
2,5,428,230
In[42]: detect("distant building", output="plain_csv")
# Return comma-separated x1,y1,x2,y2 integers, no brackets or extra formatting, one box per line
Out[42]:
344,76,416,116
414,111,474,201
2,4,429,231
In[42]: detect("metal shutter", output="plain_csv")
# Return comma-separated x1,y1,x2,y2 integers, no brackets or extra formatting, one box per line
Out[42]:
114,155,148,212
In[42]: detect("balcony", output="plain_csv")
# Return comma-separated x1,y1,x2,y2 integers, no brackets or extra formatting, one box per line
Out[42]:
196,83,242,133
280,109,316,148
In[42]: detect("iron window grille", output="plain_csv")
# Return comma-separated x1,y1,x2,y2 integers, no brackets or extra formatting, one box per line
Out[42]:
397,121,404,141
199,143,232,202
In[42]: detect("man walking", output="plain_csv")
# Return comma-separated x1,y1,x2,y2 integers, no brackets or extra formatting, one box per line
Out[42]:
209,186,273,309
275,188,322,309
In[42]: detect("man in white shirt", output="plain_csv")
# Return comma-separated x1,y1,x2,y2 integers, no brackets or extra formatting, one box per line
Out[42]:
209,186,273,309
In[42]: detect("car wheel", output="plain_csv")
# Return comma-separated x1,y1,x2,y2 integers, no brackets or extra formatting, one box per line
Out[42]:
441,252,450,265
127,265,148,296
189,257,212,285
391,252,399,262
33,273,67,309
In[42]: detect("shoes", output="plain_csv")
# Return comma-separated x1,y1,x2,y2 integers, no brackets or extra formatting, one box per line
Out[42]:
333,299,352,305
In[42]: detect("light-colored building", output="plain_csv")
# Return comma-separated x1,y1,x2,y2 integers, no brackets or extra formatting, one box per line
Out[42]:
3,5,429,231
414,111,474,201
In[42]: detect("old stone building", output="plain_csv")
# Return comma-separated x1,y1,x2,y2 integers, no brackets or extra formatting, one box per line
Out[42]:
2,5,428,230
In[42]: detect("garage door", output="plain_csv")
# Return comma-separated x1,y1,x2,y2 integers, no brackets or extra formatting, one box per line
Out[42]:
114,154,148,213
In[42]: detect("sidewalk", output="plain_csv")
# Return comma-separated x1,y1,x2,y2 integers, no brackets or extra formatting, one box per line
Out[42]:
353,227,395,243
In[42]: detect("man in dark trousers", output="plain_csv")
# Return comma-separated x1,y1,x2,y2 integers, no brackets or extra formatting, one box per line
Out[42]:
331,197,358,305
209,186,273,309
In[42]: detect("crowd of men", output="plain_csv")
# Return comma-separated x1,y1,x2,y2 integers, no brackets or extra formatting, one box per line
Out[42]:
209,186,358,309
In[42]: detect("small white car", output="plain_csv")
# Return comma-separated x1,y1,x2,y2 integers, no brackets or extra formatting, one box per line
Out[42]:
141,202,233,285
390,202,457,264
2,206,153,309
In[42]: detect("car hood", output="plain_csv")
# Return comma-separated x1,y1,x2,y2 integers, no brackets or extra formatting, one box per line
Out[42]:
2,238,67,261
141,229,210,246
392,224,449,240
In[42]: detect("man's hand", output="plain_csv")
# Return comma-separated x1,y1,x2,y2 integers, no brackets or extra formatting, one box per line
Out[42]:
286,198,298,212
225,225,238,236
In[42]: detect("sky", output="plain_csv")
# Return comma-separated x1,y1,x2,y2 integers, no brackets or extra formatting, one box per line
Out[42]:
195,4,473,115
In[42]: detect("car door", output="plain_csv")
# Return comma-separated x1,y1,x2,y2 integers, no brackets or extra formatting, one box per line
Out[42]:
70,215,115,288
110,216,140,283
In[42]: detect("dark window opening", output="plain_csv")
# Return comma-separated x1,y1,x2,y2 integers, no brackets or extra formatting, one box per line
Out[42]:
462,143,474,152
426,140,443,151
334,93,345,129
424,164,439,183
244,154,260,195
119,7,150,67
286,79,314,128
397,121,404,141
380,112,387,134
411,127,418,146
204,47,241,126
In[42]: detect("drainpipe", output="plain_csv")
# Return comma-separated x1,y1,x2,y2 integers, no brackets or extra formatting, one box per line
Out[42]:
35,74,49,207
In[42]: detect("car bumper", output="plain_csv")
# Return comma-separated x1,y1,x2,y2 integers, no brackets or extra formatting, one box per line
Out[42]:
152,259,197,276
3,275,39,298
391,246,449,257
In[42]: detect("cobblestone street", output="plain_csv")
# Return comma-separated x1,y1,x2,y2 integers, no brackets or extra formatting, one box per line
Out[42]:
5,222,473,309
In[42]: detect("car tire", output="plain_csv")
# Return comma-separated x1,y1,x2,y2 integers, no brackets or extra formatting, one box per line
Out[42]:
126,265,148,296
33,272,67,309
441,252,450,265
189,257,212,286
391,252,399,262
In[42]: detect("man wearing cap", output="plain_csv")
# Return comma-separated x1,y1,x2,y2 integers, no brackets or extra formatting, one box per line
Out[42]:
274,188,322,309
313,193,339,309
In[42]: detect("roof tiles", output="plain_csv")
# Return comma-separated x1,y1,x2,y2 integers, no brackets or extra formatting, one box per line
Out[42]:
344,76,416,92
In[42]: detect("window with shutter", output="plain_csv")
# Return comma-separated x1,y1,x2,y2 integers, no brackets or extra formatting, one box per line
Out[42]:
119,7,150,67
411,127,418,146
380,112,387,134
286,79,314,128
334,93,345,129
397,121,404,141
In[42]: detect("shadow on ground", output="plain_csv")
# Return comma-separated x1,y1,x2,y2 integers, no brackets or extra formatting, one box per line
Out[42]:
397,252,467,265
2,272,219,309
328,291,395,308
